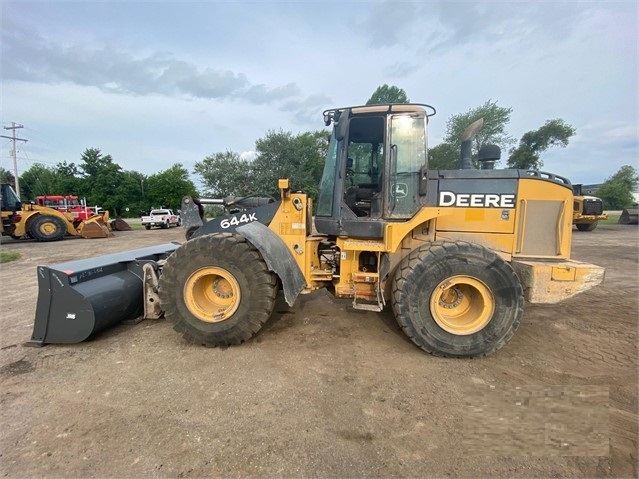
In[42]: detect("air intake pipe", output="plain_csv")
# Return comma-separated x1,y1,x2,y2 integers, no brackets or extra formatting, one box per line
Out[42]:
478,144,501,170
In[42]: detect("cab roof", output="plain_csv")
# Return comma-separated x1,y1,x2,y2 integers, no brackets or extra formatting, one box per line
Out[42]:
323,103,436,125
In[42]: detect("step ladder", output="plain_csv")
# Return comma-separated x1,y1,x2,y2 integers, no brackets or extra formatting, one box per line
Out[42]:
351,272,385,312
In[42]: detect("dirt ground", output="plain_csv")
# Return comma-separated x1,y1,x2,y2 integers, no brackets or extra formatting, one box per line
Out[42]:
0,224,637,478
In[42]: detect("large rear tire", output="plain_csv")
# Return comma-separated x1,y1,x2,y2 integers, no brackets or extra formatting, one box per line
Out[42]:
29,215,67,242
158,233,277,346
391,241,524,357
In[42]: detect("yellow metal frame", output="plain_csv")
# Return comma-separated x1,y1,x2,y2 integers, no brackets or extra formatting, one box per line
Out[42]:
266,178,601,306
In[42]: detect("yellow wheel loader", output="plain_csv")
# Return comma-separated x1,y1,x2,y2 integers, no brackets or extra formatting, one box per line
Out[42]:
0,183,111,241
29,104,604,357
572,184,608,231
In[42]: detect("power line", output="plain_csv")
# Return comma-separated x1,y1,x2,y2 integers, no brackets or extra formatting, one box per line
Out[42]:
1,123,28,199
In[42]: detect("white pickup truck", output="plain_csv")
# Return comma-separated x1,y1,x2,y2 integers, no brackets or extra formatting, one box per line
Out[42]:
140,209,181,230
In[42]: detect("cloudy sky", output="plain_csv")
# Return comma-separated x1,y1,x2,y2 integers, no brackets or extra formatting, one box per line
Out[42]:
1,1,637,186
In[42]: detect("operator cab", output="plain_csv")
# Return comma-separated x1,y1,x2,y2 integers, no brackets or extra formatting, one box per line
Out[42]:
1,183,22,212
315,103,435,238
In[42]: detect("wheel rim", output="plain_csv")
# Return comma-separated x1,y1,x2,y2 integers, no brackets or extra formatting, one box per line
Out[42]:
39,220,58,236
430,275,495,335
184,267,241,322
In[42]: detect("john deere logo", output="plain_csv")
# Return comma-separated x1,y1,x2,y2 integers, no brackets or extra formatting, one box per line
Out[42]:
392,183,408,198
438,191,516,208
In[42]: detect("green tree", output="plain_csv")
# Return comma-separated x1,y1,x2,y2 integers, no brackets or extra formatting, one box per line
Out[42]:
79,148,127,215
428,143,459,170
52,161,84,196
426,100,513,170
144,163,198,211
193,130,329,203
118,171,148,216
507,119,576,170
0,167,15,186
366,84,410,105
595,165,638,209
194,151,254,197
252,130,329,200
443,100,514,166
18,161,87,200
18,163,56,199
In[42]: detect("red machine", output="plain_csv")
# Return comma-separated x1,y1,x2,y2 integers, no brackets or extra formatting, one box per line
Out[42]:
35,195,103,225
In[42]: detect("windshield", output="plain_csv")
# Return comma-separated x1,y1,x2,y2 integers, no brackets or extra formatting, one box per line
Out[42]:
1,184,21,211
316,130,339,217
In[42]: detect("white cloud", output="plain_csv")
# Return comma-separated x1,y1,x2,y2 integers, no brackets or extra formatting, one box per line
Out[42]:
1,0,636,186
239,151,257,162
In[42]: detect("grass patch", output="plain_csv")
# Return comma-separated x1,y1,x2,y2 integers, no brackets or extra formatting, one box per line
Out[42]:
599,215,620,224
0,251,21,263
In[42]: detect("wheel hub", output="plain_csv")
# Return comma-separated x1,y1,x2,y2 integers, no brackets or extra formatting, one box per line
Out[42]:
40,222,57,234
212,277,234,299
184,267,241,323
439,286,464,309
430,275,495,335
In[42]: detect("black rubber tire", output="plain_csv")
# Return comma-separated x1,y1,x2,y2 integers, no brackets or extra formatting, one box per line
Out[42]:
391,240,524,358
29,215,67,242
145,224,151,230
185,226,198,240
576,221,597,231
158,233,277,346
161,221,169,229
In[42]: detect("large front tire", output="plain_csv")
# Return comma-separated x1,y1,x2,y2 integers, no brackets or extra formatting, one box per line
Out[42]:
29,215,67,242
391,241,524,357
576,221,597,231
158,233,277,346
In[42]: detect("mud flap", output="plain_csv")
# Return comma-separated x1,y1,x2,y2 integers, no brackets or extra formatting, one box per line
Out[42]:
28,243,180,346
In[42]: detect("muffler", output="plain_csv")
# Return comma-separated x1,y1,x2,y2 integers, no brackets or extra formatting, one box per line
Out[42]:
28,243,180,346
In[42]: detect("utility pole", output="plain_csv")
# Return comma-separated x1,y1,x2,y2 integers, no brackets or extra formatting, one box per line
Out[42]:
1,123,28,199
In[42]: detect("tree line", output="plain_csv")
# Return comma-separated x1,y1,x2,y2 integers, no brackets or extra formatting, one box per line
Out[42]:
2,84,636,215
1,148,197,217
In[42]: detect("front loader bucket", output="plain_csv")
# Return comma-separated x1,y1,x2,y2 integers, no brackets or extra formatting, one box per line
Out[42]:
618,208,638,225
78,215,112,239
110,218,132,231
28,243,180,346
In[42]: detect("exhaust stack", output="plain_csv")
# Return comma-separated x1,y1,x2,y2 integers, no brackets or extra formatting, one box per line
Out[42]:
459,118,484,170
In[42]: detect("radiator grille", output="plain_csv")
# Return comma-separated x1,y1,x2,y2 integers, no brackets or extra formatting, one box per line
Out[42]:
583,199,603,215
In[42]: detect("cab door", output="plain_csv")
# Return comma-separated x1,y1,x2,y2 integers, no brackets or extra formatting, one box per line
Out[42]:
384,113,428,219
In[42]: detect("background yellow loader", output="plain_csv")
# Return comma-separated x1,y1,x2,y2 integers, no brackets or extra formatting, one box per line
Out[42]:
1,183,111,241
